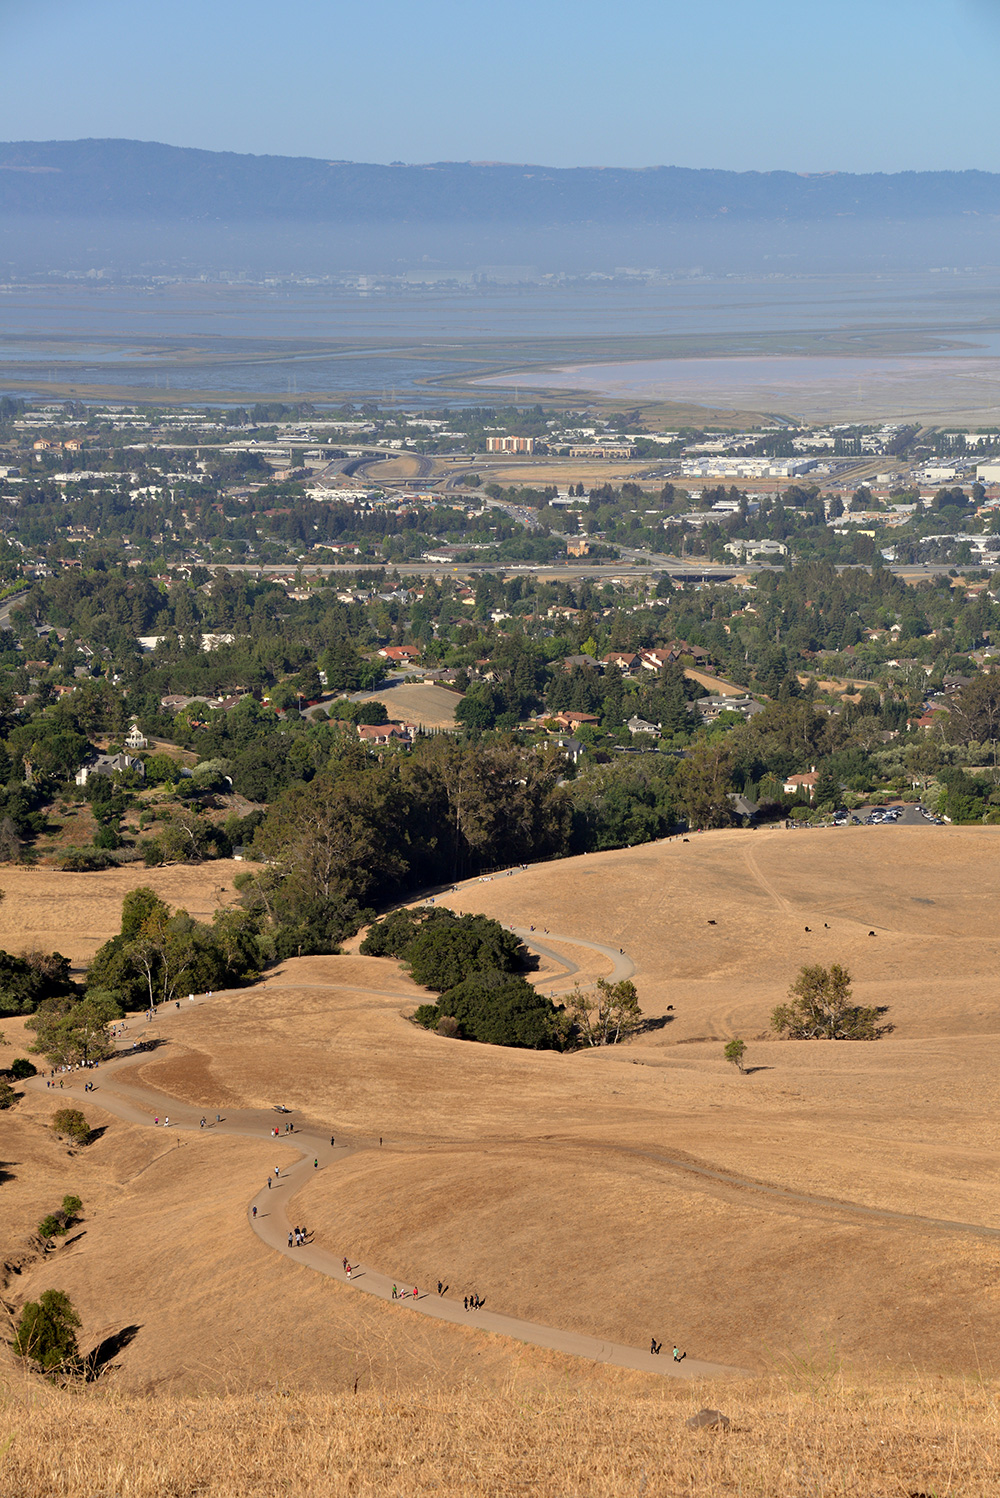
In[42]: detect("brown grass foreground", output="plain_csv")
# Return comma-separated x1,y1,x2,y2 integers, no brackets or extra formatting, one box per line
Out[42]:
3,1367,999,1496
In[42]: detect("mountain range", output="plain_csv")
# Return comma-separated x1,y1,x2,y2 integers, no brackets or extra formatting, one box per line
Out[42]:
3,139,1000,224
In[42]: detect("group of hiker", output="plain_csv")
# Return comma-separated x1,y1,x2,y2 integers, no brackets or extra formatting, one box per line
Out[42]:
650,1338,685,1362
288,1226,309,1247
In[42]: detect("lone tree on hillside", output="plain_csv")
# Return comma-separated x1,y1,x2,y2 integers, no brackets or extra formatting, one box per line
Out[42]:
50,1108,92,1146
568,977,643,1046
771,964,889,1041
12,1289,82,1375
724,1037,747,1073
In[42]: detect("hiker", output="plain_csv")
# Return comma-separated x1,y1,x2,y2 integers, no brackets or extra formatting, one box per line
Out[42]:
673,1346,685,1362
200,1117,206,1128
274,1165,280,1178
463,1297,468,1311
288,1232,293,1248
650,1337,657,1355
252,1205,257,1219
330,1135,335,1147
437,1280,443,1296
313,1158,318,1169
346,1265,352,1280
392,1284,398,1299
267,1177,271,1189
413,1287,418,1300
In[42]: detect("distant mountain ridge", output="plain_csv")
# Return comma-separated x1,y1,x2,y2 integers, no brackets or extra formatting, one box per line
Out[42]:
2,139,1000,224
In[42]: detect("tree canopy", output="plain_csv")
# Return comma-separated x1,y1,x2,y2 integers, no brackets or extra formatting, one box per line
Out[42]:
771,963,889,1040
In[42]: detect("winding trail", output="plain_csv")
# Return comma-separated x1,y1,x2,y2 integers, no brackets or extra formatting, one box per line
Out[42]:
38,918,1000,1387
28,1034,739,1382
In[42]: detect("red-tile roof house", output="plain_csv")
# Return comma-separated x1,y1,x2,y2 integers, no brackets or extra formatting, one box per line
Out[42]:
378,645,422,662
783,771,819,798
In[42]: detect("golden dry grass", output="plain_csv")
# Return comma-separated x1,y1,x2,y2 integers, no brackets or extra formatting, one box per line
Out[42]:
4,1367,1000,1496
0,860,243,968
5,828,1000,1405
357,682,463,728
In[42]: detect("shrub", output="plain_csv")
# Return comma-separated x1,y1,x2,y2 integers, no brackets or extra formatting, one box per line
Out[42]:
418,970,562,1050
10,1057,36,1079
50,1108,91,1145
406,914,526,993
0,1077,16,1109
359,906,434,958
13,1289,82,1373
38,1196,83,1239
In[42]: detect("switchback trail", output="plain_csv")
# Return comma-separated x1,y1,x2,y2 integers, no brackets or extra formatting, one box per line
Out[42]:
28,1037,739,1382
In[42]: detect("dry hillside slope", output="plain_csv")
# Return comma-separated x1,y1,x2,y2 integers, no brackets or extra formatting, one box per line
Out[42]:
3,825,1000,1405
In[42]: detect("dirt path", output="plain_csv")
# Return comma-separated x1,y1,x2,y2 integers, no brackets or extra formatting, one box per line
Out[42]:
28,1042,738,1382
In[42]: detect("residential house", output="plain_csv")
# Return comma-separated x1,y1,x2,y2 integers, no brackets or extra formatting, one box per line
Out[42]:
602,652,640,675
548,711,600,731
696,695,763,722
75,752,145,787
626,716,661,737
783,770,818,799
124,724,148,750
356,721,416,747
378,645,422,664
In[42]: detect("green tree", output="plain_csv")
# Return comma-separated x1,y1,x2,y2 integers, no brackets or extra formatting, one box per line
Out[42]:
406,913,526,992
568,977,643,1046
28,993,120,1066
50,1108,92,1145
724,1037,747,1073
671,740,737,829
418,970,561,1049
771,963,888,1040
13,1289,82,1374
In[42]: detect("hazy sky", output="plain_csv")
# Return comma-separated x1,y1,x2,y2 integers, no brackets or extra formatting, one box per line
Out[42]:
4,0,1000,172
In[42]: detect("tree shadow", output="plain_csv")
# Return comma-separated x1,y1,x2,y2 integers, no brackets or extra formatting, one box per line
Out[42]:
0,1160,15,1186
639,1014,674,1034
743,1065,774,1075
86,1126,109,1144
84,1324,142,1381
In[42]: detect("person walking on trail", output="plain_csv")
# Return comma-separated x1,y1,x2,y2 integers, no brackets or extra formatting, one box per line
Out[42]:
463,1297,468,1311
673,1346,685,1362
346,1264,352,1280
288,1232,293,1248
252,1205,257,1219
392,1284,398,1299
200,1117,206,1128
330,1136,335,1147
274,1166,280,1178
412,1286,418,1300
164,1117,169,1127
313,1158,318,1169
267,1177,271,1190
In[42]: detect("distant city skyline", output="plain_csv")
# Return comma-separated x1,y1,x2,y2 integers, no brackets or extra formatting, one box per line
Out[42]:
3,0,1000,174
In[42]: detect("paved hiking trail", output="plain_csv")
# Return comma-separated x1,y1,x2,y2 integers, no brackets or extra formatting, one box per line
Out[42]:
28,919,1000,1382
25,929,742,1383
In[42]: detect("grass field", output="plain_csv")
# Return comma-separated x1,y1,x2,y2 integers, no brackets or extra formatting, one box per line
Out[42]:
4,826,1000,1489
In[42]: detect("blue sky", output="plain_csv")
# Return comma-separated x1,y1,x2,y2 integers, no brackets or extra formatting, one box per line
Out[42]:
3,0,1000,171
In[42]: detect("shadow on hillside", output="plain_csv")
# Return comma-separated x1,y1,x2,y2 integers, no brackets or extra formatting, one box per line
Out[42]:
0,1160,14,1186
743,1066,774,1075
639,1015,674,1035
85,1323,142,1380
